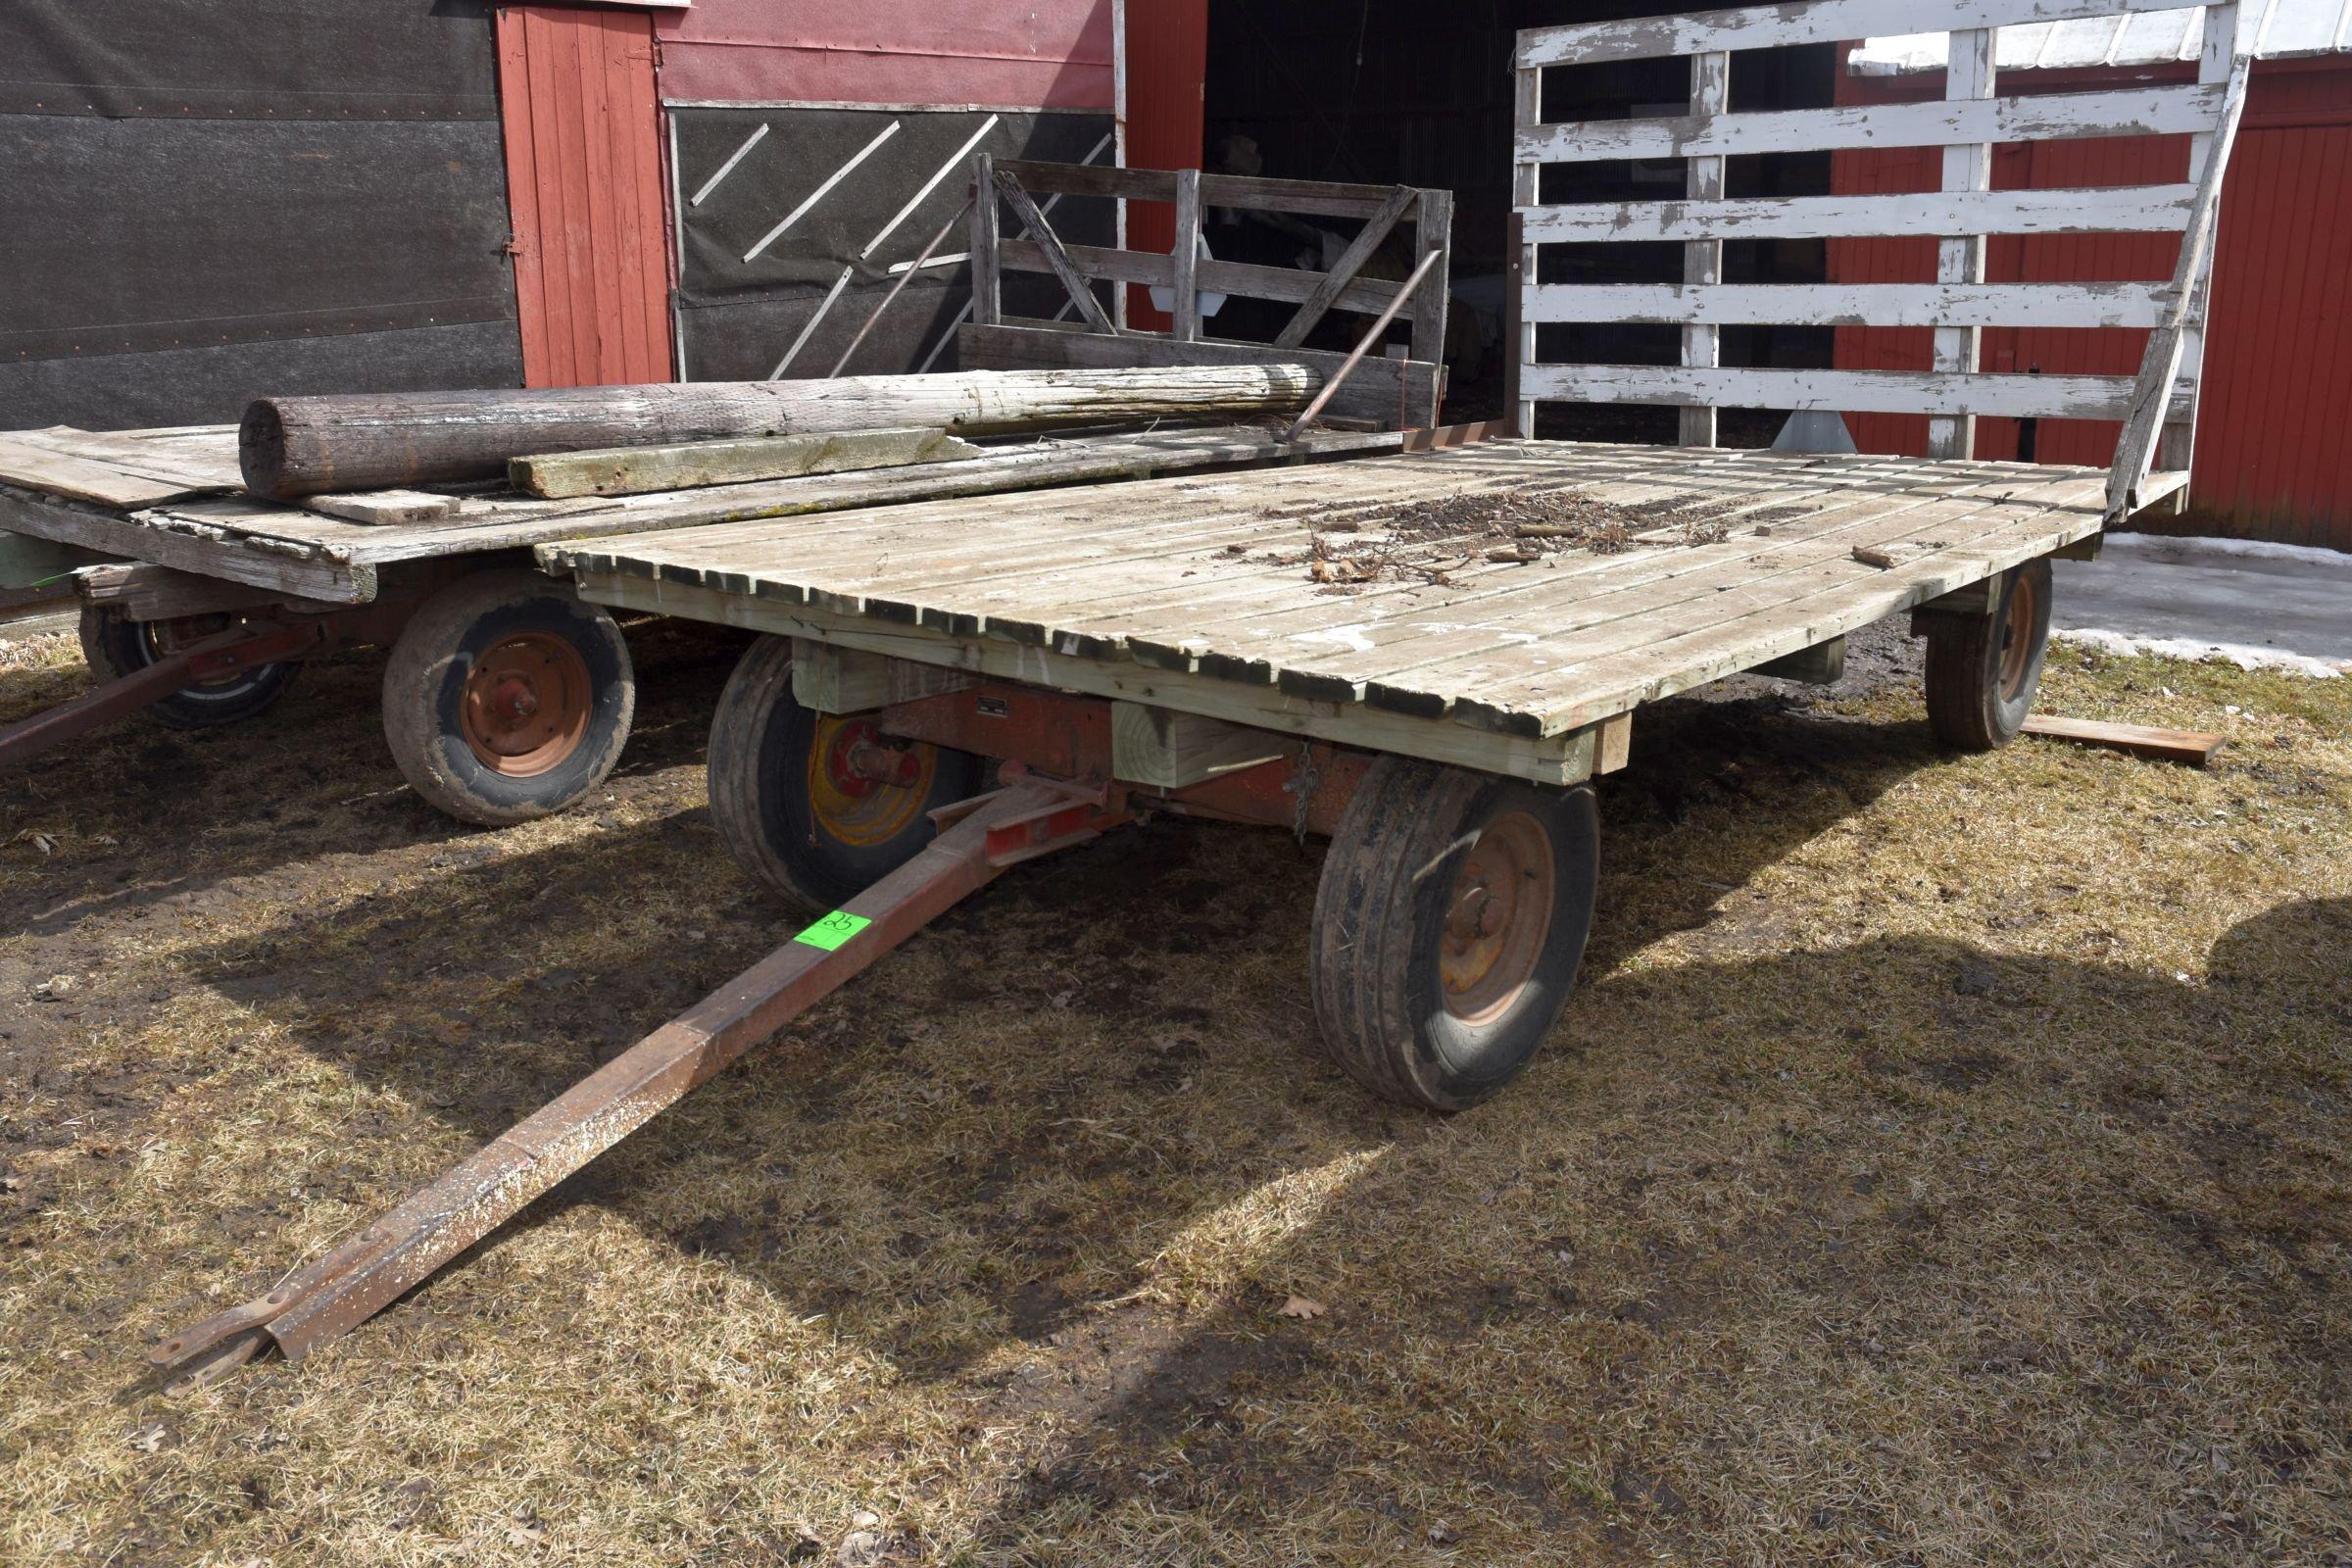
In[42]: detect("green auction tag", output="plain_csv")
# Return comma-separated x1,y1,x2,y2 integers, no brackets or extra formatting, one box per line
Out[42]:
794,909,872,952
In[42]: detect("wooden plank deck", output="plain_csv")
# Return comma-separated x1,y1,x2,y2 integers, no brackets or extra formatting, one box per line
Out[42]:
0,423,1396,605
542,439,2111,782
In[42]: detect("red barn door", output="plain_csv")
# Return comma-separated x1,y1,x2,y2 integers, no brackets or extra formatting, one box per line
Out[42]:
494,5,673,387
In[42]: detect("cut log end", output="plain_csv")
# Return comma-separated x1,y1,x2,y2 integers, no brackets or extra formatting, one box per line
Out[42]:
239,400,297,501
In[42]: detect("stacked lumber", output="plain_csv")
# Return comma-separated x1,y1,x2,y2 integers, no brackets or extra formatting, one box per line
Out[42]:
239,366,1322,499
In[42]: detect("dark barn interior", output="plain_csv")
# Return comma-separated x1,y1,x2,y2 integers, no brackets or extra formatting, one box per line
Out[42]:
1200,1,1839,438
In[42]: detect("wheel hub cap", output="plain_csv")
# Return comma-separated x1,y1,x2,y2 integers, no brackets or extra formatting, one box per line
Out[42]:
807,716,938,847
1438,811,1556,1025
461,632,592,777
1998,572,2037,701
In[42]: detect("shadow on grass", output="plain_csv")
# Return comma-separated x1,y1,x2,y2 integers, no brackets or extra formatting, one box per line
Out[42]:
0,617,746,940
137,667,2351,1556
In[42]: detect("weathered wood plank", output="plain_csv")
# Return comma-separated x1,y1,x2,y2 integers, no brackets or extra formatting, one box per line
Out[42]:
74,563,339,622
1517,82,2228,163
995,161,1408,220
995,239,1422,321
1517,0,2213,67
0,436,216,510
958,323,1441,429
510,427,982,499
0,486,370,603
1272,184,1419,350
302,490,466,526
1,426,245,495
1171,167,1203,343
1520,184,2196,244
1111,705,1288,788
992,165,1121,334
1931,26,1997,463
1524,281,2174,329
2020,713,2226,764
1520,364,2194,421
1682,49,1730,449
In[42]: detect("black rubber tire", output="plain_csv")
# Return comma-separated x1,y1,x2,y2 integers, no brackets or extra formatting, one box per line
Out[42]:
1309,756,1599,1113
76,605,299,730
706,635,984,913
1924,557,2052,752
380,568,635,826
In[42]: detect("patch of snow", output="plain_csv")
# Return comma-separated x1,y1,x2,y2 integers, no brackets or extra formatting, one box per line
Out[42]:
2052,627,2344,679
2051,532,2352,674
2100,532,2352,573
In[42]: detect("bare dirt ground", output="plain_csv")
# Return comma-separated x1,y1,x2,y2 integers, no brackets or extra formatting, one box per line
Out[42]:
2,614,2347,1566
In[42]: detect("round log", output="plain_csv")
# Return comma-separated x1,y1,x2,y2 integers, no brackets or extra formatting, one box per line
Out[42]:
240,366,1323,499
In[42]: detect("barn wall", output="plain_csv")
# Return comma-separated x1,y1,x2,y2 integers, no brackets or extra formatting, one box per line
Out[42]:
654,0,1115,109
653,0,1119,380
0,0,522,430
1122,1,1211,329
1831,55,2352,550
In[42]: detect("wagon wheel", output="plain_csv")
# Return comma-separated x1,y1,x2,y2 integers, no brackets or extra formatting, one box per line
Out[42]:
706,635,984,912
77,606,300,730
1309,755,1599,1112
380,568,635,825
1923,558,2052,751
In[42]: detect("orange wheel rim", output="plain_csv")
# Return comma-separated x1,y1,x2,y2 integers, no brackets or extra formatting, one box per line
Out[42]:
460,632,592,777
1438,811,1555,1024
806,714,937,848
1998,571,2037,700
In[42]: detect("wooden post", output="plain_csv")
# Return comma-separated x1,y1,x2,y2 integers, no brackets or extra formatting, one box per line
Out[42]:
239,367,1324,497
1929,29,1994,462
2159,1,2241,476
1681,50,1730,449
992,166,1121,335
1410,188,1453,376
1512,64,1542,439
970,153,1003,328
1172,167,1202,342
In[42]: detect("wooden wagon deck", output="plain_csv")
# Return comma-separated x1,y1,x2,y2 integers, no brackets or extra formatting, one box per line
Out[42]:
542,438,2111,785
0,421,1396,605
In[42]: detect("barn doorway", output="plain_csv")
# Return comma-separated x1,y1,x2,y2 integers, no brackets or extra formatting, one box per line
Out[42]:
1197,2,1838,435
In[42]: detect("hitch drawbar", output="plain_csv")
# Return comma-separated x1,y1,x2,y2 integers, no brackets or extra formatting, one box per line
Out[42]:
153,774,1133,1393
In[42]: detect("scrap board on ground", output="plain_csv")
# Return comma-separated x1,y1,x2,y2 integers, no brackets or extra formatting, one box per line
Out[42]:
541,439,2113,784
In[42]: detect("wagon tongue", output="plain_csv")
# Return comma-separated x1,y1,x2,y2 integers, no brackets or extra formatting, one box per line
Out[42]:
150,773,1133,1394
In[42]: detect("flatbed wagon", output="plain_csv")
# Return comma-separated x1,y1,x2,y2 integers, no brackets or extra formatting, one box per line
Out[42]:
149,0,2256,1389
0,416,1395,822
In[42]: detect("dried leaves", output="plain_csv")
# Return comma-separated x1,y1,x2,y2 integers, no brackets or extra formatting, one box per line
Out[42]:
1232,487,1746,592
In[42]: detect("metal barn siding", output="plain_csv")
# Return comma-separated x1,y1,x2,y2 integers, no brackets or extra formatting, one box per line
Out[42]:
653,0,1116,109
1122,0,1211,329
2191,73,2352,547
495,4,673,388
1831,55,2352,548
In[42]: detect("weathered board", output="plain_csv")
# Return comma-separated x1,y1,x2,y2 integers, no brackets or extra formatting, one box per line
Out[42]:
541,439,2112,784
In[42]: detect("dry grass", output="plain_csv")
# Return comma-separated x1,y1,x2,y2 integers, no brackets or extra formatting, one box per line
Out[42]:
1,618,2347,1566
